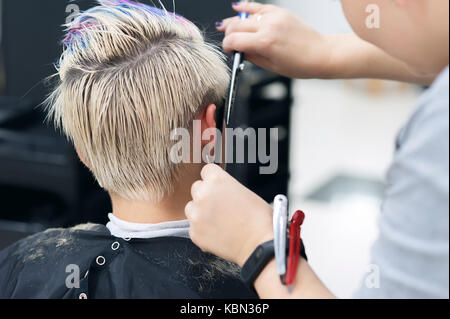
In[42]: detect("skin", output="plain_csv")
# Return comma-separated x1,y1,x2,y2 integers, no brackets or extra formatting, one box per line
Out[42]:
340,0,449,77
186,164,335,299
77,104,218,224
216,2,448,84
186,1,449,298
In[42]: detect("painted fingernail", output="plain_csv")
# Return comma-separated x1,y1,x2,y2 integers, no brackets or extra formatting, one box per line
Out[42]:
232,2,240,6
215,21,223,27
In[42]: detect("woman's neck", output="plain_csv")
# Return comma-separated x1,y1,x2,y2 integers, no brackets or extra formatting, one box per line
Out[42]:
110,164,201,224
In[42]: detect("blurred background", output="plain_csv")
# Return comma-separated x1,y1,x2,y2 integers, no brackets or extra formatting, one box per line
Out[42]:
0,0,422,298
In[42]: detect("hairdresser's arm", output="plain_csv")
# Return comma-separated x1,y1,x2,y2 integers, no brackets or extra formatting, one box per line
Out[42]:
217,2,433,85
186,164,335,299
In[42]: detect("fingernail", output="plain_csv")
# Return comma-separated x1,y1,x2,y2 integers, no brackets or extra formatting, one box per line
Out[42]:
232,2,240,6
215,21,223,27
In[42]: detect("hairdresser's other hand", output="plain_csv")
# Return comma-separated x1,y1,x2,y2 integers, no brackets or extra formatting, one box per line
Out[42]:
186,164,273,267
216,2,332,79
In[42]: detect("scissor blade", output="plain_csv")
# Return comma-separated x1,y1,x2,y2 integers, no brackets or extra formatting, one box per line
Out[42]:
224,52,244,126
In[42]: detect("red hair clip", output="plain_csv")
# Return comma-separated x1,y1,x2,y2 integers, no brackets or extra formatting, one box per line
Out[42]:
286,210,305,288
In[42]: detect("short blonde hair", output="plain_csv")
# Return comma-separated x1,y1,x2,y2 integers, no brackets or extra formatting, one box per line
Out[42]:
47,0,230,201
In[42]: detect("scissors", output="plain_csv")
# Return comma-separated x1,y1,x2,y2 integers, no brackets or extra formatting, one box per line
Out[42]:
216,0,253,168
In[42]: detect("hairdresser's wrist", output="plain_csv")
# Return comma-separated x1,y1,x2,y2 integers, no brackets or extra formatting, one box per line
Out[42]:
318,34,384,80
316,34,357,80
291,34,349,80
236,207,274,268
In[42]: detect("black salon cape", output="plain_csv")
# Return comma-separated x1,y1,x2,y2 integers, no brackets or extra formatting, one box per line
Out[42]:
0,224,258,299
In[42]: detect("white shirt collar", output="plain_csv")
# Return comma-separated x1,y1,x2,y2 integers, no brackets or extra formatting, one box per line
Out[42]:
106,213,190,239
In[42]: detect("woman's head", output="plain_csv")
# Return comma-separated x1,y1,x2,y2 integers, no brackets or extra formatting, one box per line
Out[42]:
47,0,230,202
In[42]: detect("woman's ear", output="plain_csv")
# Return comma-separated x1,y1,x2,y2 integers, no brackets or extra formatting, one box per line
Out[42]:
204,104,217,130
199,104,217,146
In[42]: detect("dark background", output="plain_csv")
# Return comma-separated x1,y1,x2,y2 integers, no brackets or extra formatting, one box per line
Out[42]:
0,0,292,250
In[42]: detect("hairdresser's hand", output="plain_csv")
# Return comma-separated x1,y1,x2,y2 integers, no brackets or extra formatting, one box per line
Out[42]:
186,164,273,267
217,2,434,84
216,2,333,79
